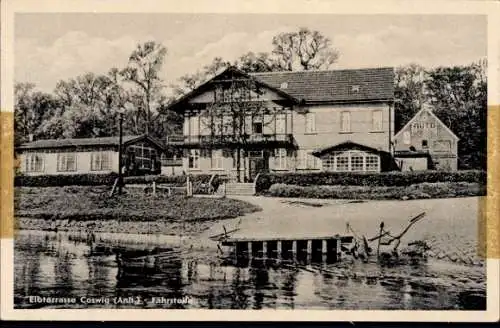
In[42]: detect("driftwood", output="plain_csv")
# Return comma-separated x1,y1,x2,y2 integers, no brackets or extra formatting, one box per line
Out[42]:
346,212,427,262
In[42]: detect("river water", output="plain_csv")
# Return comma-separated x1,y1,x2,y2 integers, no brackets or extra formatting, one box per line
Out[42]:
14,230,486,310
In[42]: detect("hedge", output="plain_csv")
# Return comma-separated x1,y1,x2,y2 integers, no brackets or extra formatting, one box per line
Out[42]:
14,173,119,187
14,173,225,193
267,182,486,200
255,170,486,193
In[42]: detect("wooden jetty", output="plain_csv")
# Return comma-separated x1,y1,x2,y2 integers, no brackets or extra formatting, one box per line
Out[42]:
220,234,355,262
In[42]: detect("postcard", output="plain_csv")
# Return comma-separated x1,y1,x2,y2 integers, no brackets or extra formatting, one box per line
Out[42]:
1,0,499,322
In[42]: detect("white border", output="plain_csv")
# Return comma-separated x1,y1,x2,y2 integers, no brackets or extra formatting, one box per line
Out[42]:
2,0,499,322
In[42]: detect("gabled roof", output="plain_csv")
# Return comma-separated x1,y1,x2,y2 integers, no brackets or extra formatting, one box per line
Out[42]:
17,134,166,151
251,67,394,104
311,141,388,157
394,106,459,141
167,66,395,112
167,66,300,112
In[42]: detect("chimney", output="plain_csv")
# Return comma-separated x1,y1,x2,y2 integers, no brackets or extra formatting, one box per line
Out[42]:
28,134,34,142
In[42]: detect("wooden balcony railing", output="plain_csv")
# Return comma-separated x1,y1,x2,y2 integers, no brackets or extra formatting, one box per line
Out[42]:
161,158,183,166
166,133,294,146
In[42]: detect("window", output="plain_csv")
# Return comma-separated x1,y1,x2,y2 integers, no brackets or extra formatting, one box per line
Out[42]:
340,112,351,133
322,151,380,173
276,114,286,134
372,110,383,131
252,122,263,134
57,153,77,172
129,143,157,169
189,149,200,169
403,131,411,145
183,116,190,135
222,115,233,135
200,115,210,134
215,87,250,102
275,148,287,170
336,155,349,171
298,150,318,169
323,155,335,171
365,155,379,172
305,112,316,133
211,149,223,170
422,140,428,149
190,116,200,136
351,155,364,171
25,153,44,172
91,152,111,171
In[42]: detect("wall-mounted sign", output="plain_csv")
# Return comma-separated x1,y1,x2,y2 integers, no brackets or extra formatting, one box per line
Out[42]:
410,112,438,136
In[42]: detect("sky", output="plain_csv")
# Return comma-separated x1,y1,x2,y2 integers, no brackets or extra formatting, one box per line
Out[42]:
14,13,487,94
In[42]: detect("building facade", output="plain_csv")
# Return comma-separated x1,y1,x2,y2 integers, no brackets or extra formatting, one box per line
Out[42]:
17,134,165,176
166,66,396,181
393,106,459,171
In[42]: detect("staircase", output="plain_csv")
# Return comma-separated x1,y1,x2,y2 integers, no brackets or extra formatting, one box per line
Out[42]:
222,182,256,196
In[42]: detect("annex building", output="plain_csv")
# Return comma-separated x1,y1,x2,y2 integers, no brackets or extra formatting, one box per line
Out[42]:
17,134,165,176
393,105,459,171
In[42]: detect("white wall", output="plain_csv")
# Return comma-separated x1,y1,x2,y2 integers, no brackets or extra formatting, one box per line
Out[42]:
19,150,119,176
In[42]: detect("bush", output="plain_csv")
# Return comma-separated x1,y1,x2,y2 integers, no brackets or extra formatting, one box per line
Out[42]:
255,170,486,193
14,173,118,187
267,182,486,200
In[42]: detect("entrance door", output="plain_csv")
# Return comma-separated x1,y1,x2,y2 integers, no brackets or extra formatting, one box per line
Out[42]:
248,150,269,182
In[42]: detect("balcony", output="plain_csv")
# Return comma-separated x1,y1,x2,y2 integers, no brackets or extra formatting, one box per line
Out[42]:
161,158,183,166
166,133,296,149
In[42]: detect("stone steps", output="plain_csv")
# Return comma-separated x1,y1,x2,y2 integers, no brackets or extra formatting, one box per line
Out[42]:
221,182,256,196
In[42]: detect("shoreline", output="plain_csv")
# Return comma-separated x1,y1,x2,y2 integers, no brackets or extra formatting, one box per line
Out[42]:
16,216,219,238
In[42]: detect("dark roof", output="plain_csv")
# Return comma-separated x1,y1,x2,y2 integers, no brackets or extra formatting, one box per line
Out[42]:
17,134,165,151
311,141,388,157
251,67,394,104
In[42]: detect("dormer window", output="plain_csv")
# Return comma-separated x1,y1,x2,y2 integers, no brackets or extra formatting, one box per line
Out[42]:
351,85,360,93
280,82,288,89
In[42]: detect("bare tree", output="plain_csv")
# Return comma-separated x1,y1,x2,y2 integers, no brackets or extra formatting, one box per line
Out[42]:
199,75,267,182
121,41,168,134
173,28,340,96
272,27,339,71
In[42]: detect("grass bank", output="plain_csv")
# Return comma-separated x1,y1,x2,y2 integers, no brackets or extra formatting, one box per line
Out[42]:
15,186,261,235
266,182,485,200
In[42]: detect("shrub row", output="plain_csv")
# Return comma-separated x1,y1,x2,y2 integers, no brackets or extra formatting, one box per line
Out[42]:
14,172,225,192
255,170,486,192
14,173,119,187
267,182,486,200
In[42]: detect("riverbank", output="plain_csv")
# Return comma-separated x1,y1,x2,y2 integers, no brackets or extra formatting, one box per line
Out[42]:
202,196,486,266
15,186,261,235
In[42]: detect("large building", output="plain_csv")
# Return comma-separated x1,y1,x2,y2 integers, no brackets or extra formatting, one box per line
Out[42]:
165,66,397,181
16,134,165,176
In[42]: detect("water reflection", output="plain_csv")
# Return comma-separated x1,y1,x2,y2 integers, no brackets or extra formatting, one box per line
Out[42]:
14,230,486,310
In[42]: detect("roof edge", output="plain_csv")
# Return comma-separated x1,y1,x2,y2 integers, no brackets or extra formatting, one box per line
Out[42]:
166,66,299,113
